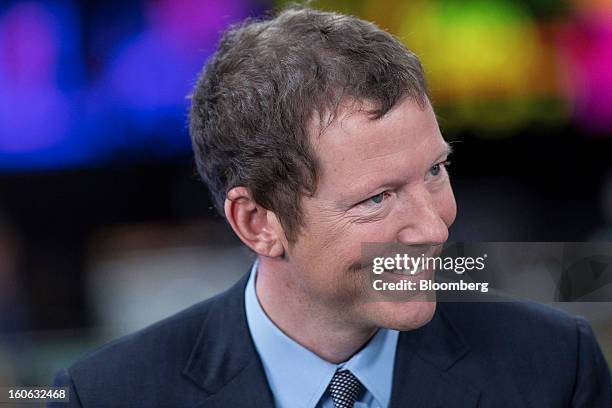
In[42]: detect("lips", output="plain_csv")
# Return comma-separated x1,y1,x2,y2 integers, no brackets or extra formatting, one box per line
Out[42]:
384,266,426,276
381,265,434,282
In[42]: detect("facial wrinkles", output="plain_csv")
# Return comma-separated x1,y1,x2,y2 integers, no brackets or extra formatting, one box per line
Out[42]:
304,198,353,250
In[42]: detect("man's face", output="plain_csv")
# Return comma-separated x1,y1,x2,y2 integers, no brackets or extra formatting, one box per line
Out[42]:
284,97,456,331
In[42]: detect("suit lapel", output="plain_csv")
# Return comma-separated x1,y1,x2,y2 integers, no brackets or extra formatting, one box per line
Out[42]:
181,274,480,408
390,303,481,408
191,359,275,408
183,273,275,408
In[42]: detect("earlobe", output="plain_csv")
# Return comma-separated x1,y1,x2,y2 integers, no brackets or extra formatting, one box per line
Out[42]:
253,240,284,258
264,211,286,258
224,187,286,258
264,211,287,258
268,241,285,258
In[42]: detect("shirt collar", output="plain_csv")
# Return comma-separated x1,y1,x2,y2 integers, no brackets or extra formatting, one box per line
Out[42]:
245,260,398,408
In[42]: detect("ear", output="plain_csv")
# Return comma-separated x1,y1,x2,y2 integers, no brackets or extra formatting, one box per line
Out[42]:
224,187,286,258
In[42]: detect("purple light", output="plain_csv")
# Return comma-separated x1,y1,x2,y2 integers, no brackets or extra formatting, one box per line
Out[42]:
103,1,252,123
145,0,250,51
0,2,70,153
560,14,612,133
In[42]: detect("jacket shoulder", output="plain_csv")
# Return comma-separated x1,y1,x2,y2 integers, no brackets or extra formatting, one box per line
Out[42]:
440,300,579,340
438,301,611,406
59,287,233,407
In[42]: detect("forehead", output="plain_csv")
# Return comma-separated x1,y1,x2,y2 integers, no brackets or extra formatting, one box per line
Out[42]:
310,98,447,196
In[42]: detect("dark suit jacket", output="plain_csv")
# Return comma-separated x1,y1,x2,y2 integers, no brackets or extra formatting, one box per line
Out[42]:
50,273,612,407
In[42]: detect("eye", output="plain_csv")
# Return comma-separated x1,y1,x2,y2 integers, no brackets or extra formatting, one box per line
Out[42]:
359,191,390,207
370,192,385,204
429,160,451,177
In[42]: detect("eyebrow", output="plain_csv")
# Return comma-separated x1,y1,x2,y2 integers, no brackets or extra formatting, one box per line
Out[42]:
436,142,453,162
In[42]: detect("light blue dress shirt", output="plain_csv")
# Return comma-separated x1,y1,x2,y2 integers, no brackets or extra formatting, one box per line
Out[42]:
244,260,399,408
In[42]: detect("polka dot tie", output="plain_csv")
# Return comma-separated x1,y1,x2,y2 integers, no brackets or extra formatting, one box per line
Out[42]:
327,369,363,408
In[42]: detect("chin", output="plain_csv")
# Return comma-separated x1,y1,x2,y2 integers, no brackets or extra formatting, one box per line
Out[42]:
369,299,437,332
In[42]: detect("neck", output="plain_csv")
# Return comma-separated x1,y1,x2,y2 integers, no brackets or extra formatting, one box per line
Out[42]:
255,257,377,364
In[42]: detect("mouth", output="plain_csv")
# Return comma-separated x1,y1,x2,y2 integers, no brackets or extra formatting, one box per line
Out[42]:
383,266,427,276
379,265,434,282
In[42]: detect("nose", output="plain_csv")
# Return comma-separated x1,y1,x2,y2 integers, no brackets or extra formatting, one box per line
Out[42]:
396,187,450,246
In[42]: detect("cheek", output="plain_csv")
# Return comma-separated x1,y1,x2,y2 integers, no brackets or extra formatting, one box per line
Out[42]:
302,204,366,259
290,223,367,292
289,242,366,304
291,218,355,273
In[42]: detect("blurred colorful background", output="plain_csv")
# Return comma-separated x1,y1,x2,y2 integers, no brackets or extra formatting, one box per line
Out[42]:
1,0,611,392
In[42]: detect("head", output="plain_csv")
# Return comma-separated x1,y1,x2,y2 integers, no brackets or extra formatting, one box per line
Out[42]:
189,6,456,331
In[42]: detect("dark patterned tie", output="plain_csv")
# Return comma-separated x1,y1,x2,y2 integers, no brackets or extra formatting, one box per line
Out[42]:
327,370,363,408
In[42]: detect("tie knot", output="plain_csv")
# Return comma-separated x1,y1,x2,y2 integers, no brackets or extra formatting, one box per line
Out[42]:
327,370,363,408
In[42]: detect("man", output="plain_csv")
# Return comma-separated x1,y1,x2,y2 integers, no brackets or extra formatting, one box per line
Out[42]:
51,6,611,407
